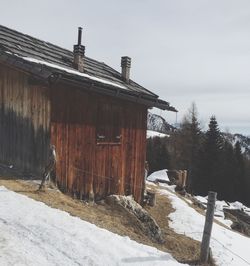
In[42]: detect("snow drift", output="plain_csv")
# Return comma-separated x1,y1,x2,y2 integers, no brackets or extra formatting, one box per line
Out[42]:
0,186,184,266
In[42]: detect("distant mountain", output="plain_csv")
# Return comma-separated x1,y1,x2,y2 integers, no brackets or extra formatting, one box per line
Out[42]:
147,112,175,134
223,133,250,157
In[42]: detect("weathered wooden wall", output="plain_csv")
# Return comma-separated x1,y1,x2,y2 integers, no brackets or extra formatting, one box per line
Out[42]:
0,63,147,202
51,86,147,203
0,64,50,175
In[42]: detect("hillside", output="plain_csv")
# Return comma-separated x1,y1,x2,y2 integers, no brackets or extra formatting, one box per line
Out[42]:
223,132,250,157
0,186,184,266
147,112,175,134
147,170,250,266
163,185,250,266
1,170,250,265
0,177,201,265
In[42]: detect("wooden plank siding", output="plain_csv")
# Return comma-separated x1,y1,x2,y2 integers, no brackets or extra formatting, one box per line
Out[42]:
0,64,147,203
51,86,147,203
0,64,50,175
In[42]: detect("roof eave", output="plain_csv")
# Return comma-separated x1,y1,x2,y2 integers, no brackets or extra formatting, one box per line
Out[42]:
0,51,177,112
54,73,177,111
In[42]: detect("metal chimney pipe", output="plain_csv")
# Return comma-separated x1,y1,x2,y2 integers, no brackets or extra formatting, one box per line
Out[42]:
77,27,82,45
73,26,85,72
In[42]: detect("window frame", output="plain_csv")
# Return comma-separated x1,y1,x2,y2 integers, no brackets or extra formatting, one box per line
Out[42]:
96,101,122,145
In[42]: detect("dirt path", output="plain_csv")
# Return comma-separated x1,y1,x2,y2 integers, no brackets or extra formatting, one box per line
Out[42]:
0,177,210,265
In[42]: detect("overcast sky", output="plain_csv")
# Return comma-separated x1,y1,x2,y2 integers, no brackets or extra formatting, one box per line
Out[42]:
1,0,250,134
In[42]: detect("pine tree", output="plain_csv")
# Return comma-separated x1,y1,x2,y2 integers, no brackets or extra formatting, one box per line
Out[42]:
234,141,246,203
221,140,237,200
197,116,224,197
243,159,250,206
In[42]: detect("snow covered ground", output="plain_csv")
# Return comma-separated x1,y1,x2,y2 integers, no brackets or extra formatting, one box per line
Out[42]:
194,195,250,227
195,195,250,215
150,170,250,266
147,169,169,182
147,130,169,138
0,186,184,266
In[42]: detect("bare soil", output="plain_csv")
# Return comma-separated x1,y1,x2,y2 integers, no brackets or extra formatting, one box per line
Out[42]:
0,177,215,265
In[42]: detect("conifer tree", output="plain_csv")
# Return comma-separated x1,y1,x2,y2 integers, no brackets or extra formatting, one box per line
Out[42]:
234,141,246,202
197,116,224,196
175,103,203,193
221,140,237,200
146,106,250,206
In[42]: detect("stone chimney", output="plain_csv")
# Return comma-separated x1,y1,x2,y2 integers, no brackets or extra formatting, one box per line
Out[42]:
73,27,85,72
121,56,131,83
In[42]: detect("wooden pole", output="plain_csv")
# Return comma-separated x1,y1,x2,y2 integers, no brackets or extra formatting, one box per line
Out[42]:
147,191,156,207
182,170,187,188
200,191,217,263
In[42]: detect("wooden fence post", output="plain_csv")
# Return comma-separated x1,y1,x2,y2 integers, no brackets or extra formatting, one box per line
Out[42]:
147,191,156,207
200,191,217,263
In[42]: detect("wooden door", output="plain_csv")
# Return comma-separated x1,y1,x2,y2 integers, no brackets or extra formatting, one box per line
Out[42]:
94,102,122,200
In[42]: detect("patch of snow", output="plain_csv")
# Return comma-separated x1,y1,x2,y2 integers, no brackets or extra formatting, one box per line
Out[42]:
216,216,233,228
195,195,208,205
147,130,169,138
22,56,127,89
182,197,193,205
147,169,169,182
229,201,249,212
193,195,250,225
6,51,128,91
0,186,185,266
159,183,176,193
192,196,233,227
160,188,250,266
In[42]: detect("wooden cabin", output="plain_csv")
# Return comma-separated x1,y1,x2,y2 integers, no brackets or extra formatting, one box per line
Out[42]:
0,25,176,203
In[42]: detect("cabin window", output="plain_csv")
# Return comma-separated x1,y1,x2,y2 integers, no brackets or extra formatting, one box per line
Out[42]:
96,102,121,144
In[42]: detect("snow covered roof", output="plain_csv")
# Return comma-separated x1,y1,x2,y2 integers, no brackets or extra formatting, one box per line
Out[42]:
0,24,176,111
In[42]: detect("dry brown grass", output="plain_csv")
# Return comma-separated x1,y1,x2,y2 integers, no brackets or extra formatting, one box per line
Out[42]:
0,177,215,265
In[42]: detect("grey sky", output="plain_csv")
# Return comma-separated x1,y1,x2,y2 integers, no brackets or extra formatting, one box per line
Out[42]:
1,0,250,134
